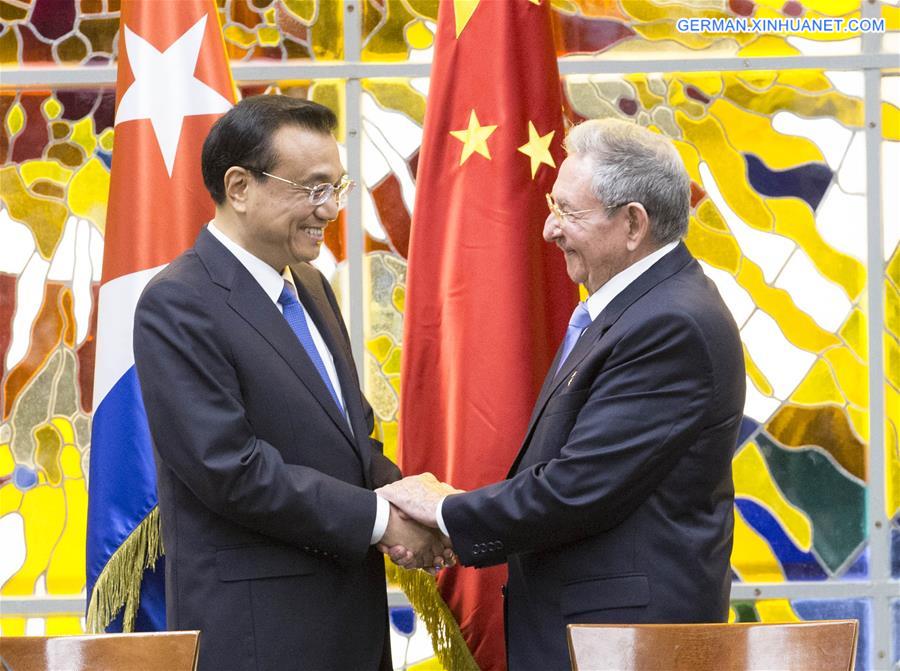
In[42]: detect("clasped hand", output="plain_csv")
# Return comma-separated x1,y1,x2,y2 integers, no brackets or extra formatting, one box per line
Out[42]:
376,473,463,572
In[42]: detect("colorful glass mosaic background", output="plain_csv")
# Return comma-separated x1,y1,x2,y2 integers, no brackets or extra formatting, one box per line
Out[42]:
4,0,897,66
1,1,898,669
359,0,900,61
0,0,342,65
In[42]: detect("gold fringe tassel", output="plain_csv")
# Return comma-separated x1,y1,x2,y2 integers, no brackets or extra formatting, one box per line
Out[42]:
386,562,480,671
86,506,164,633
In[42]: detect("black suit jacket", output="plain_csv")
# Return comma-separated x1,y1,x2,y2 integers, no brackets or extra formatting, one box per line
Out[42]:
133,227,400,671
442,243,745,670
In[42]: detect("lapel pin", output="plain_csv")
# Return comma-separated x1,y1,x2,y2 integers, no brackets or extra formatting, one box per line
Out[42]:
567,371,577,387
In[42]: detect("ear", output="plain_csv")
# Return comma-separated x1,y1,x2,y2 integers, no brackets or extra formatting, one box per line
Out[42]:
223,166,252,214
623,202,650,252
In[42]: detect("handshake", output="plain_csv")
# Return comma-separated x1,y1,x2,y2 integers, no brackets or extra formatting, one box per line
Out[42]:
375,473,463,573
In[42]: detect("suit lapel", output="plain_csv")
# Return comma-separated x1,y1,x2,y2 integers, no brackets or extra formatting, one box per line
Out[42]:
508,243,695,477
195,229,357,447
292,268,372,480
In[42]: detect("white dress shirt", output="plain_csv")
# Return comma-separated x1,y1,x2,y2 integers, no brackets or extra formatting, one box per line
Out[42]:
434,241,679,536
207,222,389,544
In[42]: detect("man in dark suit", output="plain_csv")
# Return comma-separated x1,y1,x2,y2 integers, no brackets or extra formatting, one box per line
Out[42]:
380,118,746,670
133,95,447,671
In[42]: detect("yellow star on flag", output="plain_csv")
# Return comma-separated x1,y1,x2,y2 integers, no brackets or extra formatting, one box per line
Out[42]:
517,121,556,178
453,0,480,38
450,110,498,165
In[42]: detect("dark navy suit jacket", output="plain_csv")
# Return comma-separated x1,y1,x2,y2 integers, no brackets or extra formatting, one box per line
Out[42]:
443,242,745,670
133,228,399,670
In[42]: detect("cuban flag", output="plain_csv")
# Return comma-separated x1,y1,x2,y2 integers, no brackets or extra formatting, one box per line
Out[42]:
85,0,234,632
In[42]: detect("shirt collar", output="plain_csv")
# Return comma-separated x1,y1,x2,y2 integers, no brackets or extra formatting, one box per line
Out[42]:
585,240,679,321
207,221,289,305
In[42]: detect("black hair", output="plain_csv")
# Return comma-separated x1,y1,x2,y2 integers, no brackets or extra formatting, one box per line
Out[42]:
201,95,338,204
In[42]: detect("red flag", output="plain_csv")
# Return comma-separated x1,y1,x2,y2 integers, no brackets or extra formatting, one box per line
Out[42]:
86,0,235,632
399,2,576,669
103,0,235,284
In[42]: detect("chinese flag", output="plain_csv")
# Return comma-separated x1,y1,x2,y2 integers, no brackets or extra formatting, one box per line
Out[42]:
86,0,234,632
399,1,576,669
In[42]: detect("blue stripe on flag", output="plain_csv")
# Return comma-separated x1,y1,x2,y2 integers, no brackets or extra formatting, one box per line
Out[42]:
86,364,166,631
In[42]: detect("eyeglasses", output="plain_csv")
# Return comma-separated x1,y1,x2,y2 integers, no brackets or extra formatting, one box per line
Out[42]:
545,193,625,225
248,168,356,209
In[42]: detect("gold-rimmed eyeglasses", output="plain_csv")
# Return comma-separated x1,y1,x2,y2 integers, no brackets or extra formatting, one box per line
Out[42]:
545,193,625,225
247,168,356,209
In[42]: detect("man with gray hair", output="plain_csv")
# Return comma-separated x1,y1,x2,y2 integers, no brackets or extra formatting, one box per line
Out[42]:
380,118,746,669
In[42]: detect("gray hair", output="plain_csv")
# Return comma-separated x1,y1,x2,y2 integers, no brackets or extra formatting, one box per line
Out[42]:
564,119,690,245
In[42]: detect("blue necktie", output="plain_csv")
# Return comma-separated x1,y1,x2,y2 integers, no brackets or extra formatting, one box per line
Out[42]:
278,280,345,417
556,301,593,375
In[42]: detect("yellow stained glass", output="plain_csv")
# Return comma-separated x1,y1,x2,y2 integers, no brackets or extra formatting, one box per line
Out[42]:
886,382,899,516
737,262,841,353
744,344,774,398
2,486,66,596
684,221,742,274
46,447,87,594
362,80,427,126
840,309,867,360
723,79,863,129
710,99,823,170
790,359,846,407
34,424,63,487
755,599,801,623
42,98,61,120
0,166,69,259
67,157,110,232
6,102,24,136
679,113,774,232
69,117,97,156
224,23,256,49
367,334,393,363
19,161,73,188
769,199,865,301
823,346,868,409
99,128,115,152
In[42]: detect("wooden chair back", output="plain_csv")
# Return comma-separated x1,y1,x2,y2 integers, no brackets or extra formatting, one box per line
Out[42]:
568,620,858,671
1,631,200,671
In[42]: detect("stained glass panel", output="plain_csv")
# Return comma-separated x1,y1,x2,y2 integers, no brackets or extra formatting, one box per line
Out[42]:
1,0,339,66
1,86,111,637
388,603,442,669
359,0,899,63
360,76,425,468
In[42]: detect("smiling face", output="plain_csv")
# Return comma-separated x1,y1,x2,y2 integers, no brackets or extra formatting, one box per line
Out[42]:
544,153,635,294
236,124,343,270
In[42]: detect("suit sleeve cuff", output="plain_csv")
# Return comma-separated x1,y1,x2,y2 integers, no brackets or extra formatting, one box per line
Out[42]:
370,494,390,544
436,496,449,537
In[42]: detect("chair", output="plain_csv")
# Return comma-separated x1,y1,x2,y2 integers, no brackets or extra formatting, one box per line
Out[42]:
0,630,200,671
568,620,858,671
